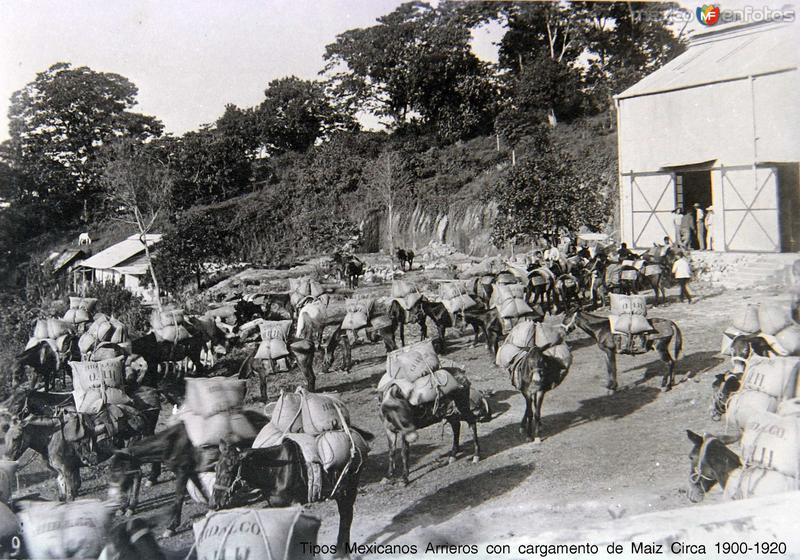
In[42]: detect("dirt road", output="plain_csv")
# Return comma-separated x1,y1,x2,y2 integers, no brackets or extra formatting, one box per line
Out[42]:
12,277,789,557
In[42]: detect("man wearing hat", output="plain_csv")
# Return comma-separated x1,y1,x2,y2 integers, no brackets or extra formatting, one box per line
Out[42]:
679,207,695,249
704,206,714,251
694,203,706,250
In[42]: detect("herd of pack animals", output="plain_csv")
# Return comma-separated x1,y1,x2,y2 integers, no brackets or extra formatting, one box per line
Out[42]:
5,240,794,559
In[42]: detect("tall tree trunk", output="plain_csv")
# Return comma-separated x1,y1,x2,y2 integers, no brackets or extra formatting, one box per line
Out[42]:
547,107,558,127
141,235,162,312
387,201,394,251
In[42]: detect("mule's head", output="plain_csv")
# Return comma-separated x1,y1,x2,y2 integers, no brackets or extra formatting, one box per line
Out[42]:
380,386,419,443
710,372,741,420
686,430,740,503
212,439,242,510
729,335,751,374
3,414,28,461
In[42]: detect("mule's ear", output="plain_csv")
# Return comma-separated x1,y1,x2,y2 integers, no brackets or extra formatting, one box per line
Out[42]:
686,430,703,445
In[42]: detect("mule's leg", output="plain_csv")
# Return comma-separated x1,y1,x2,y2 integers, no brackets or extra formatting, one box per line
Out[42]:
383,430,397,482
532,391,545,444
342,333,352,371
147,461,162,486
657,341,676,392
259,363,269,401
400,438,410,486
469,421,481,463
520,394,532,439
418,316,428,342
447,418,461,464
163,471,189,537
436,325,446,353
602,347,619,393
333,477,358,556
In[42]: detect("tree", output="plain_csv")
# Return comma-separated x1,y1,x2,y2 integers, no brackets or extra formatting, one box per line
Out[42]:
366,150,412,250
101,140,174,310
6,63,162,223
490,134,610,246
255,77,356,155
323,2,497,139
152,210,231,292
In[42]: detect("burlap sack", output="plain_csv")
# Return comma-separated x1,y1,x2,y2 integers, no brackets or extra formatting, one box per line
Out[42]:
386,340,439,383
726,390,779,430
610,294,647,316
726,467,799,499
270,392,303,433
778,398,800,416
408,369,460,406
255,320,292,360
185,378,247,418
443,294,477,316
741,411,800,478
610,314,653,335
69,297,97,312
70,357,130,414
284,433,321,463
253,422,284,448
776,324,800,355
298,389,350,435
391,280,415,299
721,327,746,355
508,320,537,349
155,325,192,343
496,343,524,369
545,343,573,370
377,373,414,397
341,299,373,331
742,356,800,399
78,331,97,355
181,409,256,448
192,507,321,560
498,298,533,320
758,303,793,336
643,264,662,276
18,499,112,560
316,430,370,471
534,323,561,348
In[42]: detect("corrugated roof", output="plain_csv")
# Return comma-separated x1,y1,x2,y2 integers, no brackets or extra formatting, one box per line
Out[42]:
80,234,162,270
616,20,799,100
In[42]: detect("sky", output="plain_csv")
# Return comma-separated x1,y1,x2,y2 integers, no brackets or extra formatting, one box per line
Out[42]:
0,0,786,142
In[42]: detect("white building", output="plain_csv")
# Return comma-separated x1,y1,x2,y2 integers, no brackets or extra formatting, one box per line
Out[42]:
76,234,161,301
616,19,800,252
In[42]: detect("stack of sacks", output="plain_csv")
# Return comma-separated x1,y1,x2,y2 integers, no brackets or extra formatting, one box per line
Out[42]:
496,320,537,369
391,280,422,311
439,282,477,319
151,307,191,343
255,320,292,362
186,472,218,504
342,298,374,331
605,263,622,286
18,499,112,560
460,257,503,279
179,378,256,449
26,318,74,354
495,271,518,285
192,507,321,560
726,356,800,430
62,297,97,326
289,277,324,308
730,401,800,498
378,340,460,406
254,389,369,473
0,461,17,506
70,356,131,414
721,303,800,356
490,283,533,321
608,294,652,335
536,323,572,371
78,315,129,356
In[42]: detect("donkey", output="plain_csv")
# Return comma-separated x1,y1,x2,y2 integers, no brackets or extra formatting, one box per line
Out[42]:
417,299,492,353
241,338,317,399
379,377,491,485
322,321,396,373
396,249,415,272
14,336,79,392
686,430,742,503
388,299,427,348
213,432,371,556
565,309,683,393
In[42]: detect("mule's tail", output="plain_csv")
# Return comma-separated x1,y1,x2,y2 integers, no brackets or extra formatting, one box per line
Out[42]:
673,321,684,359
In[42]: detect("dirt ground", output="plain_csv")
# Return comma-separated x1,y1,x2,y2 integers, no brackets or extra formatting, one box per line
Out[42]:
12,271,791,558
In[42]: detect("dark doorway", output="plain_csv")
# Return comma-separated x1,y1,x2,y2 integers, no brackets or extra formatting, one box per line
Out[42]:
777,163,800,252
675,171,712,249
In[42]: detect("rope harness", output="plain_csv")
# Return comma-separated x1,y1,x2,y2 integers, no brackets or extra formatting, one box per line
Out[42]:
689,435,718,489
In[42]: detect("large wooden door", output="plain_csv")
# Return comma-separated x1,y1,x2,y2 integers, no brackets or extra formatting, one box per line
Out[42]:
628,173,675,249
721,166,780,252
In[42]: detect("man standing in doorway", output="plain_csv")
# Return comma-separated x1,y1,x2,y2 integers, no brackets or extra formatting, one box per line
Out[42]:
680,208,695,249
704,206,714,251
694,203,706,250
672,208,683,246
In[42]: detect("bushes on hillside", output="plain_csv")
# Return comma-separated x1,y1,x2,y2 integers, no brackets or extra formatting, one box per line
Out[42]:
84,283,150,335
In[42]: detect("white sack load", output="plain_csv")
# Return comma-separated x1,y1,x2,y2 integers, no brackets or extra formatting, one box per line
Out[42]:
544,343,573,371
732,304,760,334
254,320,292,361
496,343,524,369
298,388,350,435
253,422,283,449
721,327,747,355
70,357,131,414
391,280,422,311
187,472,217,504
69,297,98,313
150,308,185,329
375,374,415,399
610,294,647,316
18,499,112,560
89,344,126,362
316,430,370,471
186,378,247,418
181,378,254,447
342,298,373,331
742,356,800,400
33,318,73,340
193,507,321,560
508,320,537,350
289,277,324,307
775,324,800,356
460,257,503,279
609,294,651,334
0,461,17,505
440,282,477,316
407,368,460,406
491,284,532,319
741,411,800,478
384,339,439,386
181,408,256,448
725,466,799,499
63,308,92,325
758,303,793,336
726,390,779,431
269,392,303,433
